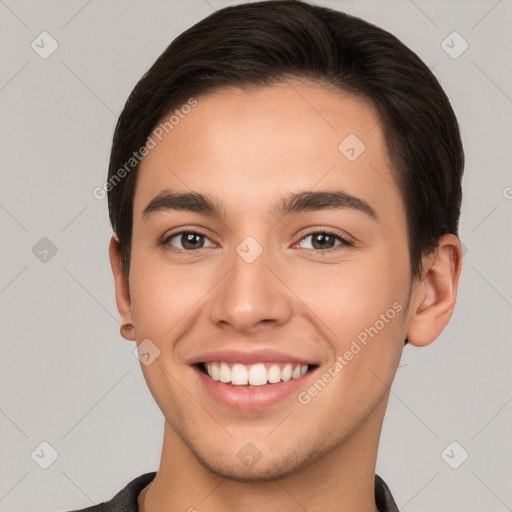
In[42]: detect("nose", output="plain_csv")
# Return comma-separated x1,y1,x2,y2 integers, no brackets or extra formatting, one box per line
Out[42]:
208,242,293,334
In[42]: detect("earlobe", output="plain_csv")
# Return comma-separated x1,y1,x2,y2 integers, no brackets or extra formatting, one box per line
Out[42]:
109,236,136,342
406,234,463,347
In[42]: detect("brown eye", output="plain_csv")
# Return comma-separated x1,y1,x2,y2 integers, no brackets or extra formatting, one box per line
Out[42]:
165,231,215,251
298,232,349,250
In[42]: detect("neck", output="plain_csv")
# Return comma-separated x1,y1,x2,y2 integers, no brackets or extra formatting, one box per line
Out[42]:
144,399,387,512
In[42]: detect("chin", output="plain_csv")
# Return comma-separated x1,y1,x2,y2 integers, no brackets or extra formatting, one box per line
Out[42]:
186,439,325,483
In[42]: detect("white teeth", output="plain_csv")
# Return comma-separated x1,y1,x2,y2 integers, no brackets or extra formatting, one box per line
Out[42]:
231,363,248,385
267,364,281,384
248,363,267,386
281,363,293,382
204,361,309,386
219,362,230,383
210,362,220,381
292,364,301,379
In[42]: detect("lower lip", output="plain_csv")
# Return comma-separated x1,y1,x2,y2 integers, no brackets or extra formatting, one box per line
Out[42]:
194,365,314,411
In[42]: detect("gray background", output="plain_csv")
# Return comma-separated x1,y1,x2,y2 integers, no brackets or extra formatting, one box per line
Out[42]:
0,0,511,510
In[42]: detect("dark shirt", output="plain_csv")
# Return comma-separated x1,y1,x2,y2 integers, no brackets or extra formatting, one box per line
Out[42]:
67,472,399,512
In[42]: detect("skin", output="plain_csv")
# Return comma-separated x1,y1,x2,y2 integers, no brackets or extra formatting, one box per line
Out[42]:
109,80,462,512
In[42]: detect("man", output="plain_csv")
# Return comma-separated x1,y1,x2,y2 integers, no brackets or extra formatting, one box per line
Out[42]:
75,1,463,510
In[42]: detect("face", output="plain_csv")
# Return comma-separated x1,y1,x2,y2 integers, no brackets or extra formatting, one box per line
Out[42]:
125,81,413,481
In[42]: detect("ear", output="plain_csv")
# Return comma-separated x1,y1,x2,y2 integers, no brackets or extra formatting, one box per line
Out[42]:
406,234,463,347
109,236,136,341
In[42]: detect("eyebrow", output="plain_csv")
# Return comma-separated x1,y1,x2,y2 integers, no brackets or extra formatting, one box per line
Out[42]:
141,189,377,221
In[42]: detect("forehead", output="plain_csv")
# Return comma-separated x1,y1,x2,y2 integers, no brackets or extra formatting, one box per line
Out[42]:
134,81,402,222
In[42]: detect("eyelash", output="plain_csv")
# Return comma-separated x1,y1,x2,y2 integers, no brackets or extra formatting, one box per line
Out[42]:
161,229,353,254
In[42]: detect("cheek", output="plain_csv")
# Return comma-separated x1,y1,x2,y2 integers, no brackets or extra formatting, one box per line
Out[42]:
128,250,214,340
296,259,407,427
291,252,409,344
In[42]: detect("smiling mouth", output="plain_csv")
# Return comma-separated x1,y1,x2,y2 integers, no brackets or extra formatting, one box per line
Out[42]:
197,361,316,387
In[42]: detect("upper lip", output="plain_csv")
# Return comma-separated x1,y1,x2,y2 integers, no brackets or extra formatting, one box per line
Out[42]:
188,349,317,366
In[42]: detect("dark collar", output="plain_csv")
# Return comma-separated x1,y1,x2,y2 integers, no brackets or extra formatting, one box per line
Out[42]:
68,472,398,511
